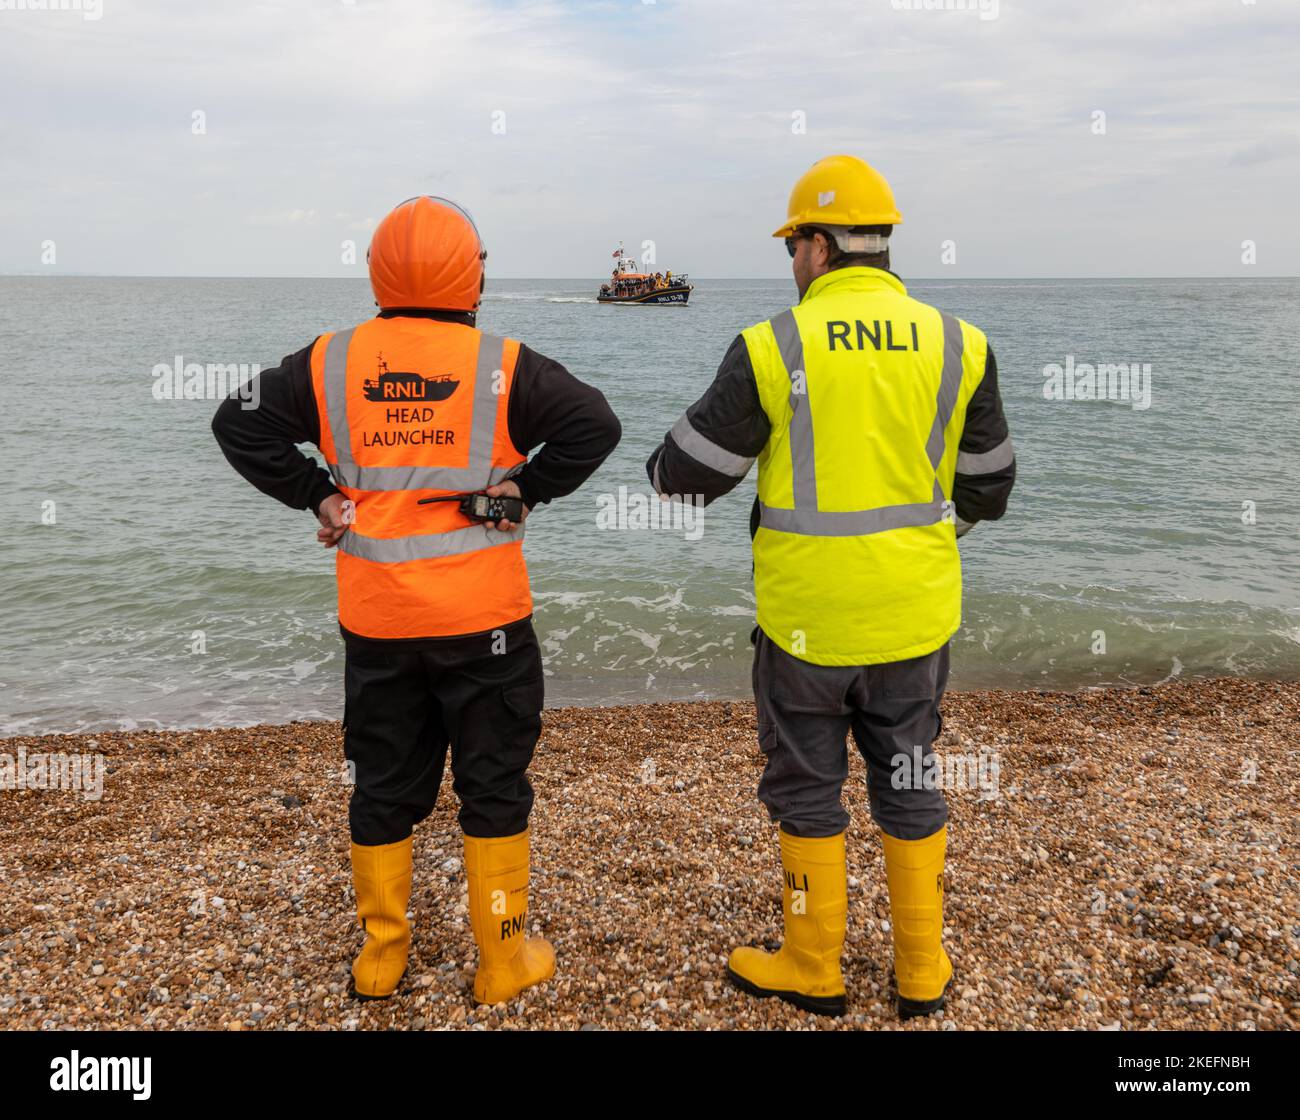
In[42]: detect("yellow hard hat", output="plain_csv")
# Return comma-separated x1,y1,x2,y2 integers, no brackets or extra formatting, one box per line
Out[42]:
773,154,903,238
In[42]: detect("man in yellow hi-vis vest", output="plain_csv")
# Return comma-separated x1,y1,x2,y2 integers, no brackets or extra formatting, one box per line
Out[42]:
648,156,1015,1019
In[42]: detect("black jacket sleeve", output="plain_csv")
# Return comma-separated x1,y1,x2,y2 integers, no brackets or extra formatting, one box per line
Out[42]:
645,334,770,506
211,342,341,516
212,338,618,516
953,344,1016,527
506,344,621,509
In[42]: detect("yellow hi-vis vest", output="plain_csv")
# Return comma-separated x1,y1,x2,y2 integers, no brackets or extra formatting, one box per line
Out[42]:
742,267,989,666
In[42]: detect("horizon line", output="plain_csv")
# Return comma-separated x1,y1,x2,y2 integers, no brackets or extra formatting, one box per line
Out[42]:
3,273,1297,282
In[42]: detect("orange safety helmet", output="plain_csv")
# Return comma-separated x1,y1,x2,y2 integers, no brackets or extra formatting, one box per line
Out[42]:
367,196,487,312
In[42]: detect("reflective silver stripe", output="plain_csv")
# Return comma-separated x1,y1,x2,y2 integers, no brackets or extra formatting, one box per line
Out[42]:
324,330,509,493
669,415,754,478
331,462,517,491
770,309,805,388
956,435,1014,475
924,312,965,473
651,451,665,495
339,522,525,564
759,499,947,537
466,332,508,481
770,309,817,508
323,328,357,479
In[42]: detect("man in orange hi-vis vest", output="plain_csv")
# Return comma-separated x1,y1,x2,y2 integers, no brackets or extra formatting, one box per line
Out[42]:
213,196,621,1003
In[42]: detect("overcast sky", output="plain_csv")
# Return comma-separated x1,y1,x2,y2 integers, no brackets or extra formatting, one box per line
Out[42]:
3,0,1298,278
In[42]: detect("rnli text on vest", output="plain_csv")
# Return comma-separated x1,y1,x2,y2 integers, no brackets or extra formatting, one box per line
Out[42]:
826,320,920,352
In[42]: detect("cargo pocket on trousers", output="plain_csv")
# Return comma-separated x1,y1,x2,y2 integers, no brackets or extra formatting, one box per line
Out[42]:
761,634,852,716
343,648,391,717
503,676,545,721
878,653,940,701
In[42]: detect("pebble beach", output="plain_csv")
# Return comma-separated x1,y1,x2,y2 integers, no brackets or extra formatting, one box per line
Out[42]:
1,678,1296,1031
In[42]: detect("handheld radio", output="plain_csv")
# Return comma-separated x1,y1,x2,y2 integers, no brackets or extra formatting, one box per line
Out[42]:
417,491,525,524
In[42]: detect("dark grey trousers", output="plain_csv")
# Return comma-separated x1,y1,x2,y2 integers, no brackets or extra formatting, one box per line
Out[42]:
752,627,949,841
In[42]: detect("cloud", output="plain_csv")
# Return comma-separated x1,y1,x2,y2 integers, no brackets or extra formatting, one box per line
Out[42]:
2,0,1297,277
1228,136,1300,168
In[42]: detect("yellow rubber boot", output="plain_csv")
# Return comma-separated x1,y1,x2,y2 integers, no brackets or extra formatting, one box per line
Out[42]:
882,825,953,1019
726,829,847,1017
350,836,413,999
463,829,555,1005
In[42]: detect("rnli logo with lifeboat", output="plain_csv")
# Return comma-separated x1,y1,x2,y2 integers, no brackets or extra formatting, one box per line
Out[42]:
362,354,460,402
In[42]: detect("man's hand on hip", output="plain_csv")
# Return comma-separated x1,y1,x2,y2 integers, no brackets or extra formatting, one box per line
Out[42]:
484,479,530,532
316,493,353,548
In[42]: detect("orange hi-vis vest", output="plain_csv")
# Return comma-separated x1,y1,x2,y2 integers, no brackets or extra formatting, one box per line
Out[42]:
310,317,531,640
